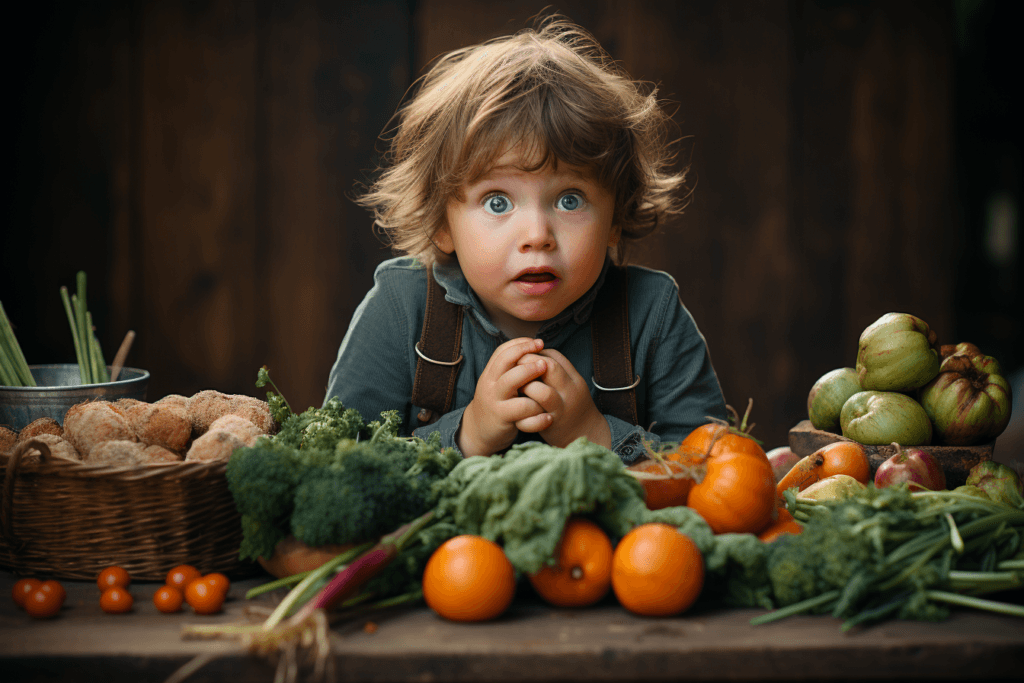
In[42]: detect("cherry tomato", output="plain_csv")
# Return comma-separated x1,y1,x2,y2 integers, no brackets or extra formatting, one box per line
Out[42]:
12,578,41,608
184,578,224,615
202,573,230,597
99,586,134,614
38,580,66,604
25,586,64,618
152,585,184,614
97,566,130,591
166,565,202,591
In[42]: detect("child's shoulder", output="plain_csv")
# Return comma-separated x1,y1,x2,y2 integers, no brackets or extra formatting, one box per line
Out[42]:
371,256,431,288
622,263,680,296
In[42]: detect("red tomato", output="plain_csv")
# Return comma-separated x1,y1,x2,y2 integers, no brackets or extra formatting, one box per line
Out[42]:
97,566,131,591
12,578,41,608
38,580,66,604
100,586,134,614
166,565,202,591
25,586,64,618
153,585,184,614
203,573,230,597
184,578,224,615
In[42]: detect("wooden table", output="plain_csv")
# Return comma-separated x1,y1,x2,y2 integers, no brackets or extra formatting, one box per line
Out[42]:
2,571,1022,682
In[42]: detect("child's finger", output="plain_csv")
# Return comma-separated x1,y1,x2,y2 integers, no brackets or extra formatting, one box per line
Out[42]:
519,379,559,413
490,338,545,373
516,413,553,433
498,360,547,396
500,396,545,423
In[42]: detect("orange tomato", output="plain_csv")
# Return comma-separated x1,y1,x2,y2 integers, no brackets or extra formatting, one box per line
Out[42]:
166,565,202,592
611,523,704,617
97,566,130,591
202,573,230,597
679,401,768,463
422,535,516,622
687,449,777,534
38,580,66,604
627,457,696,510
153,585,184,613
758,518,804,543
12,578,42,608
184,578,224,615
528,518,613,608
775,441,870,497
100,586,134,614
25,585,64,619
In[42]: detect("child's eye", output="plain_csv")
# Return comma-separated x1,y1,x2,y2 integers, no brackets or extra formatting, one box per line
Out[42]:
557,193,585,211
483,194,512,215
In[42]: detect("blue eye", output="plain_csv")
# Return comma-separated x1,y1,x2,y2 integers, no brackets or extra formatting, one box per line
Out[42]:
558,193,583,211
484,194,511,215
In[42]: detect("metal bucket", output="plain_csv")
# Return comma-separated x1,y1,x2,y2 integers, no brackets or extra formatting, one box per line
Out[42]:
0,364,149,432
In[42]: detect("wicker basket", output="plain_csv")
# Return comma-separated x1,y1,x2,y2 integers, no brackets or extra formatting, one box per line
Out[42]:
1,438,256,581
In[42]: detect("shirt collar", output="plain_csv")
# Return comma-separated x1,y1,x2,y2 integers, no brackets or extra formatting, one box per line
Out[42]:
432,256,611,342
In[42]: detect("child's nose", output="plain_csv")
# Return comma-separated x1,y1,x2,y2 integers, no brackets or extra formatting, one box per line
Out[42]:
518,209,555,251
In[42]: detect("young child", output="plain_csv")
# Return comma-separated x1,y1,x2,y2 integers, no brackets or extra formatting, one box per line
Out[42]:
325,17,726,462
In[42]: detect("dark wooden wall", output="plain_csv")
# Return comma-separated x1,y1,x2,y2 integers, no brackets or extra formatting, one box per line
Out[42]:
5,0,1012,452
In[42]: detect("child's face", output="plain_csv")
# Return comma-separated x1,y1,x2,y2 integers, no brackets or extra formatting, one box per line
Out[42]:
437,148,618,339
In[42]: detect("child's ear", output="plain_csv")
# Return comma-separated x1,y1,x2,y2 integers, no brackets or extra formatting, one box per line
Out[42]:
434,226,455,254
608,225,621,248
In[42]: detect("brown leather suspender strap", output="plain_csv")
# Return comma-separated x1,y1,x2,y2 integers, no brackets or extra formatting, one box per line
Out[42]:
411,271,464,426
411,265,638,428
591,266,640,426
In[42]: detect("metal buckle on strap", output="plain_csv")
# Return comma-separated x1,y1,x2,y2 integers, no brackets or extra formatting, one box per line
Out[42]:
415,342,464,366
592,374,641,391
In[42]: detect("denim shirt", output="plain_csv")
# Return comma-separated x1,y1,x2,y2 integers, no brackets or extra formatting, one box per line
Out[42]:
324,255,727,464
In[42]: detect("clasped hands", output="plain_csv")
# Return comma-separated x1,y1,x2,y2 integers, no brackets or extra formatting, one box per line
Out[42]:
457,337,611,457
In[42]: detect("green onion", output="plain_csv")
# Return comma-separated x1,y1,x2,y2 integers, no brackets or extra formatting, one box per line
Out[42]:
0,300,35,386
60,286,86,384
75,272,92,384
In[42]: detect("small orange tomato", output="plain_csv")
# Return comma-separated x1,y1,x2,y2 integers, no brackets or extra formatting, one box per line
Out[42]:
12,578,42,608
25,586,64,618
202,573,230,597
153,585,184,614
166,565,202,591
38,580,67,604
184,578,224,615
97,566,130,591
100,586,134,614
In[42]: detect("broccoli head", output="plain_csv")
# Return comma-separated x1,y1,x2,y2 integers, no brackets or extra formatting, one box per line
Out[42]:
226,441,303,523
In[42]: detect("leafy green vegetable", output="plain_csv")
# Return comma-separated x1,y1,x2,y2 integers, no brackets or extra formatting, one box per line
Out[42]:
226,377,461,561
430,438,716,574
752,485,1024,628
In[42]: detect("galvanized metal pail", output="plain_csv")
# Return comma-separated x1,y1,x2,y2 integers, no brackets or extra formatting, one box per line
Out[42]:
0,364,149,432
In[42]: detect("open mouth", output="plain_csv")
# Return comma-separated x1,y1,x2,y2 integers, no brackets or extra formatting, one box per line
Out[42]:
516,272,557,283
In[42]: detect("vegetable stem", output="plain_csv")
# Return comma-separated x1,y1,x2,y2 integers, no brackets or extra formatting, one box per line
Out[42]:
245,570,316,600
0,300,35,386
262,540,374,630
750,590,841,626
924,590,1024,618
61,286,87,384
75,272,91,384
945,512,965,554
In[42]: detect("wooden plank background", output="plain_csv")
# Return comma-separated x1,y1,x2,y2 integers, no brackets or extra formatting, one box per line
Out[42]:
3,0,1016,452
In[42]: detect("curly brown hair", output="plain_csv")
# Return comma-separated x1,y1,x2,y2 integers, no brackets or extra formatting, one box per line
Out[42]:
358,16,688,266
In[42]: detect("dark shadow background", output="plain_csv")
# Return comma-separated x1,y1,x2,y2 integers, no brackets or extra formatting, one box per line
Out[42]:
2,0,1021,453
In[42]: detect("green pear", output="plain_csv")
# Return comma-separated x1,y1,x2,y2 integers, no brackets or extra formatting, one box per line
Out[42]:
807,367,861,432
856,313,940,391
840,390,932,446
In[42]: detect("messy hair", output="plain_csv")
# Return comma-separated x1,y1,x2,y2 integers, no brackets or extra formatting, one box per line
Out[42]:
358,16,688,266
